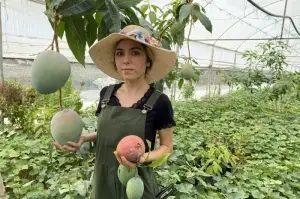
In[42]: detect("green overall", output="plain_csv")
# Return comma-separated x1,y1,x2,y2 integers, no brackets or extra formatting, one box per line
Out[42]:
94,84,161,199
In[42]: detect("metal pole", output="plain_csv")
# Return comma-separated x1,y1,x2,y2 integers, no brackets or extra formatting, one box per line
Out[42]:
280,0,289,38
0,2,3,85
0,2,4,131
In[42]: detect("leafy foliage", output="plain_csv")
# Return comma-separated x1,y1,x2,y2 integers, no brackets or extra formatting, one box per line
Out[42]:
155,86,300,198
0,78,82,134
3,75,300,198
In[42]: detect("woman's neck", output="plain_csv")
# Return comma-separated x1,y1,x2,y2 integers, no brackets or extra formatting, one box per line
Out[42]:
121,78,150,96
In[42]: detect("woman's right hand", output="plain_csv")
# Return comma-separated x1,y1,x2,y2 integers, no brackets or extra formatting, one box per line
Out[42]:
53,135,86,152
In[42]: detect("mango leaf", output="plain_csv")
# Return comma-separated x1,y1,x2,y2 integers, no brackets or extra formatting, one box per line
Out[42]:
175,3,185,20
95,12,103,27
149,11,156,24
56,0,95,16
193,3,212,33
104,0,121,33
57,21,65,39
179,4,192,22
98,18,110,40
148,153,170,168
50,0,65,10
140,4,148,13
84,15,98,47
114,0,143,9
64,16,86,66
123,8,140,25
93,0,106,11
170,21,185,46
48,20,65,39
151,5,163,13
139,18,153,33
161,37,171,50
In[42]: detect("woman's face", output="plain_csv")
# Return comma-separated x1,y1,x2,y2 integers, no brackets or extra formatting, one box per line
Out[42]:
114,39,148,81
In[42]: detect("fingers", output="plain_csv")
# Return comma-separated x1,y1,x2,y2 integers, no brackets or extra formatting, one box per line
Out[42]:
114,151,123,164
53,140,77,152
67,141,79,148
62,145,77,152
53,140,66,152
120,156,136,168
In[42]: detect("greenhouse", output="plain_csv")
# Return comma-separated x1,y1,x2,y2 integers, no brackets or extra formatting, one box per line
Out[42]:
1,0,300,198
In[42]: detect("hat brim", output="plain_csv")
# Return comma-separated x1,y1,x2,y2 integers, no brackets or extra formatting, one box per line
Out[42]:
88,33,177,83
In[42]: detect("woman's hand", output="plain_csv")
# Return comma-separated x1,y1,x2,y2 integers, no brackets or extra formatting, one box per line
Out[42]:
53,135,86,152
113,151,148,168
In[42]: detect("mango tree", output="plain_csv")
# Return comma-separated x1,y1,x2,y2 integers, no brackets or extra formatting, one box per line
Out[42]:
43,0,212,94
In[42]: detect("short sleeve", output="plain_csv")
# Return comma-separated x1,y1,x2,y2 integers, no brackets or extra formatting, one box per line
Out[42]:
95,86,108,116
155,94,176,130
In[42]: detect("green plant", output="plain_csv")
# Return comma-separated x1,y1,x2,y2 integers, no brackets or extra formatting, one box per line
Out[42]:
181,81,195,100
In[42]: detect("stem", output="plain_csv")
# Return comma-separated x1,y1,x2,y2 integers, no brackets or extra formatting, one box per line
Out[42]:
187,13,193,64
53,16,62,110
147,0,151,11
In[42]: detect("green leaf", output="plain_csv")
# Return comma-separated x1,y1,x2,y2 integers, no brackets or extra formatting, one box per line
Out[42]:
56,0,95,16
114,0,143,9
84,15,98,47
170,21,185,46
193,3,212,33
47,19,65,39
95,12,104,27
161,37,171,50
146,139,152,149
139,18,153,33
50,0,65,10
250,189,265,199
57,21,65,39
178,78,184,89
104,0,121,33
123,8,140,25
148,153,170,168
9,149,19,158
179,4,192,22
175,183,193,194
140,4,148,13
23,180,35,187
98,18,110,40
149,11,156,24
64,15,86,66
175,3,185,20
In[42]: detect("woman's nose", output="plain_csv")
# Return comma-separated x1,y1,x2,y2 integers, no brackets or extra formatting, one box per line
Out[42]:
123,54,131,64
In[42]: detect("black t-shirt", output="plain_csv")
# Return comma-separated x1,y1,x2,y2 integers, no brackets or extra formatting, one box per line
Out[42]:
95,83,176,151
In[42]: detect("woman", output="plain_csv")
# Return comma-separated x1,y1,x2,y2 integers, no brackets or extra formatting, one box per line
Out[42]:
54,25,177,199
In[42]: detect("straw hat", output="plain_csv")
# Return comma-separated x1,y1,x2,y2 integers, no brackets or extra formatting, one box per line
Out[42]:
89,25,177,83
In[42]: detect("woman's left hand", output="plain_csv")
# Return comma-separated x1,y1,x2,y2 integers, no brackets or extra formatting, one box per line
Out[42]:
113,151,147,168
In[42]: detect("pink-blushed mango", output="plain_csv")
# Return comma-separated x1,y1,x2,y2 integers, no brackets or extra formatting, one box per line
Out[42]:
116,135,145,163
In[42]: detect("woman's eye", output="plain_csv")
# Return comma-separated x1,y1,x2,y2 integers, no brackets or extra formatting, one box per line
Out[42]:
132,51,140,55
115,51,123,56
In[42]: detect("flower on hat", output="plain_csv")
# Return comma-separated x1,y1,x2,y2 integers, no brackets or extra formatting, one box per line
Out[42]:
121,28,161,47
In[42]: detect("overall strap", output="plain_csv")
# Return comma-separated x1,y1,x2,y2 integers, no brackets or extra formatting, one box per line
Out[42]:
143,89,162,113
101,84,115,105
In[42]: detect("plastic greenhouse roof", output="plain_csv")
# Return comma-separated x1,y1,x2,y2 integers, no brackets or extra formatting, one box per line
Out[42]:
150,0,300,71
